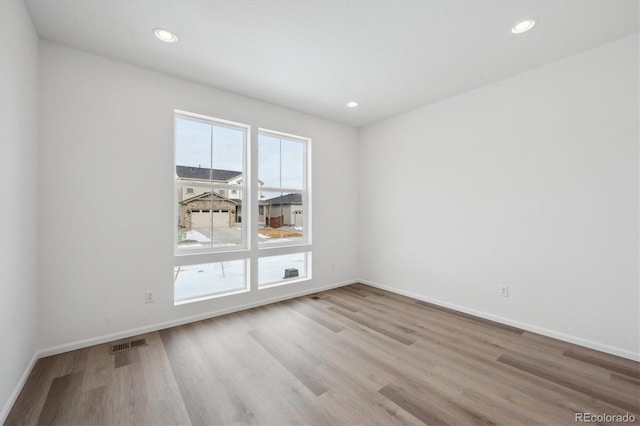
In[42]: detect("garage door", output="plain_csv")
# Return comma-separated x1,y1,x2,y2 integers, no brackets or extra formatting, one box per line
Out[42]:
191,211,230,229
212,211,230,228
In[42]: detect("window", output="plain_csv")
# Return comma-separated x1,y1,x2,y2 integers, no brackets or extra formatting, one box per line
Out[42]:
174,111,249,302
175,113,246,252
258,130,310,288
174,112,311,303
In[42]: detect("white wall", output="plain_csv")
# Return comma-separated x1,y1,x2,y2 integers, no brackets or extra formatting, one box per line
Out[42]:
38,41,359,351
0,0,40,419
359,34,639,360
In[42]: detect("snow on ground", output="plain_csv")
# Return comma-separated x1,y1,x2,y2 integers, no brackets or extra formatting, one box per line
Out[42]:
185,230,210,242
174,260,245,302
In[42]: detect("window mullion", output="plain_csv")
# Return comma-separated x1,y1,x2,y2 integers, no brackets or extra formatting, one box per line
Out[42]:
249,126,260,292
210,124,214,233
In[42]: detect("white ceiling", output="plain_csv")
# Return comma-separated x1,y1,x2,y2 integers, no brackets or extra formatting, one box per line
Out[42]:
25,0,639,127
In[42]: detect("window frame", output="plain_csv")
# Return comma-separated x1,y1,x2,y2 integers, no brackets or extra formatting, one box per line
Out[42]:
172,111,312,304
256,128,312,289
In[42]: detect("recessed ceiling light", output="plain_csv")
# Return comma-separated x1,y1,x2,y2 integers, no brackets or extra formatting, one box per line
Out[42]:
346,101,359,108
153,28,178,43
511,18,538,34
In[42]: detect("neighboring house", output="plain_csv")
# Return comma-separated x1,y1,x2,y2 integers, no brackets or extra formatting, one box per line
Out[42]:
176,165,244,200
179,192,238,229
176,165,266,227
264,193,303,227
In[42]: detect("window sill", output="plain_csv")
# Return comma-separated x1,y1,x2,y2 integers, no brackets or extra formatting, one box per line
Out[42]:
258,276,311,290
174,287,250,306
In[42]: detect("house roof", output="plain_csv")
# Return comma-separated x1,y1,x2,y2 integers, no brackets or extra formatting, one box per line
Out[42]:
180,191,238,205
263,193,302,205
176,165,241,182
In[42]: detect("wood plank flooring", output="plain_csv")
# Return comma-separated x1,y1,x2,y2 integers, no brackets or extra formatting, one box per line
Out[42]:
6,284,640,425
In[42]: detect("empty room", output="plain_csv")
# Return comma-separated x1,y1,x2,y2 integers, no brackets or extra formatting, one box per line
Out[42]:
1,0,638,424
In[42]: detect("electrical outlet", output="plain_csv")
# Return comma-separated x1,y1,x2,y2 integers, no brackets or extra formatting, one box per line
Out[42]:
330,263,335,271
145,291,154,304
499,285,509,297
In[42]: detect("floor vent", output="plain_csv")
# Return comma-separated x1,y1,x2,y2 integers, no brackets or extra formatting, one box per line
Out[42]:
109,337,147,354
130,338,146,348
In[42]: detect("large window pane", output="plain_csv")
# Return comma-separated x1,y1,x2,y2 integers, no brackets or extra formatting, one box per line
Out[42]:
175,260,248,303
259,253,308,287
259,191,304,245
175,113,246,253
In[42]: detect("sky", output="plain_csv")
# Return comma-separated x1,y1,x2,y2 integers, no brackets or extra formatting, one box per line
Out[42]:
176,116,303,190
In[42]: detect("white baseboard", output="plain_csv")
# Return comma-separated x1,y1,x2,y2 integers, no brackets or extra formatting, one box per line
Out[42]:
0,350,39,424
39,279,356,358
359,279,640,362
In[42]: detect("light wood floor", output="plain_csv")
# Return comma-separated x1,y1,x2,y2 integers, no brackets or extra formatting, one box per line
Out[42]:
6,284,640,425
